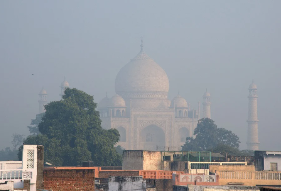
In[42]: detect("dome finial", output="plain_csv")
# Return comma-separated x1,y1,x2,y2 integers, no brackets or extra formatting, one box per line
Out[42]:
140,37,143,52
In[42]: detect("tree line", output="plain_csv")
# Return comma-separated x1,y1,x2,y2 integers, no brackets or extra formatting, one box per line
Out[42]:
1,87,252,163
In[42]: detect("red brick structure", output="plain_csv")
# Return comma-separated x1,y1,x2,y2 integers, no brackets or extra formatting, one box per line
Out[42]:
44,168,95,191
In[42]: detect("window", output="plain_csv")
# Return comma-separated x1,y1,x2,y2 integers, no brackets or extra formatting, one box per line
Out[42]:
163,156,171,161
270,163,278,171
116,110,121,117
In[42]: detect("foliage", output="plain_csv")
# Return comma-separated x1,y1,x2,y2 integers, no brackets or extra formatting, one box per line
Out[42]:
209,143,241,156
209,144,254,157
0,134,24,161
115,145,124,156
182,118,240,151
20,88,122,166
0,147,18,161
27,113,44,135
11,134,25,150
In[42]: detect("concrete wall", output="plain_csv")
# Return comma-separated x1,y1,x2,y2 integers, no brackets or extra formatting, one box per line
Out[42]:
264,156,281,171
143,151,162,170
123,151,163,170
209,165,281,186
99,170,139,178
209,165,255,173
146,179,173,191
173,185,260,191
123,150,144,170
108,176,146,191
0,161,22,170
0,181,14,191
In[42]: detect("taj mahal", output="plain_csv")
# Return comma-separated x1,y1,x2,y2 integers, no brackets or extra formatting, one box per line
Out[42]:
96,43,211,151
37,42,259,151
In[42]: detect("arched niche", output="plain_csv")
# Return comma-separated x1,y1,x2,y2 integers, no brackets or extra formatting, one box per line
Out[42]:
179,110,183,117
140,125,165,151
179,127,190,142
116,110,121,117
117,126,126,142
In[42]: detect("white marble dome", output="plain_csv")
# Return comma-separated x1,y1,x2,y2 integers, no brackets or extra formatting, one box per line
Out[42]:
110,94,126,107
39,89,47,95
203,91,211,97
61,80,69,87
171,95,188,108
249,82,257,90
115,51,169,99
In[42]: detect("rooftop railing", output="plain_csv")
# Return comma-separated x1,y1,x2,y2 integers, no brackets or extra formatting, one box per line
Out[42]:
0,169,32,181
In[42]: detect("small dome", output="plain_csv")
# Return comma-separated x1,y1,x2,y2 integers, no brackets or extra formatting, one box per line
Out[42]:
171,95,188,108
39,88,47,95
98,96,110,109
203,89,211,97
249,82,257,90
110,94,126,107
61,80,69,88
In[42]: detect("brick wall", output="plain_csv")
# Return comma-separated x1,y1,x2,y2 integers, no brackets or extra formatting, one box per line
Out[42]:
44,169,95,191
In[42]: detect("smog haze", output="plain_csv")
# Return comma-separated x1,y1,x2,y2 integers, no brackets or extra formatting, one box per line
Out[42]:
0,1,280,150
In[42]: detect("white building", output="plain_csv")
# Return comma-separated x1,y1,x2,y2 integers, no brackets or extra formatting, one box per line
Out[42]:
0,145,43,191
247,81,259,150
98,44,210,151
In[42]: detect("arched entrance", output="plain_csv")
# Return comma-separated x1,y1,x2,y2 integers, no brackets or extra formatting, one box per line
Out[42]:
179,127,189,142
140,125,165,151
117,126,126,142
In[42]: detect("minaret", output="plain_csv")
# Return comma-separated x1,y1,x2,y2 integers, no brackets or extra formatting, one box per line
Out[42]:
247,81,259,150
202,89,211,118
38,88,47,113
60,78,70,98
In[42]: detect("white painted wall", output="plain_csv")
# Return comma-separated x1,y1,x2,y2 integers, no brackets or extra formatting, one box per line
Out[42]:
0,161,22,170
0,181,14,191
264,155,281,171
22,145,38,191
108,176,146,191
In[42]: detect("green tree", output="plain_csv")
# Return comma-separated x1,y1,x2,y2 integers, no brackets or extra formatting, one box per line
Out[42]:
115,145,124,156
0,134,24,161
182,118,240,151
209,143,241,156
20,88,122,166
27,113,44,135
11,134,25,150
0,147,18,161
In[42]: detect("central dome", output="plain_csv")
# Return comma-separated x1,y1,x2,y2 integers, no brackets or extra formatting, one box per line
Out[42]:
115,51,169,99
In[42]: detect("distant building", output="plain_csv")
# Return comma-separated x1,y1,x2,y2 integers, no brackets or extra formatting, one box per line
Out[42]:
97,42,210,151
38,88,47,113
247,81,259,150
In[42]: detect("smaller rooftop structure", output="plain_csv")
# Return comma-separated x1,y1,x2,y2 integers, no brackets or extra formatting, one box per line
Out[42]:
255,151,281,171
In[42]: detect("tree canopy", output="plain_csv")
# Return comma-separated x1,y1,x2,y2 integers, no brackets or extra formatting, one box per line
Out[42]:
20,88,122,166
182,118,240,151
209,144,254,157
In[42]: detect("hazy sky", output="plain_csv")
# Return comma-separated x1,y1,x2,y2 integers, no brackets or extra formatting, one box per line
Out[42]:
0,1,280,150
